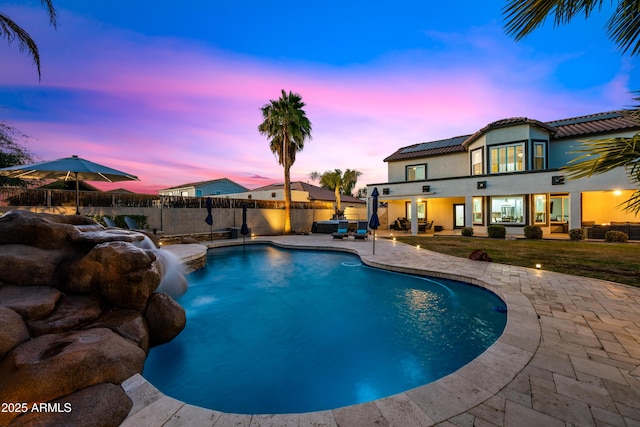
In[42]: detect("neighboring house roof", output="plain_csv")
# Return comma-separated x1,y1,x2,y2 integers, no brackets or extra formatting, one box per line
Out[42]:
252,181,365,204
384,110,640,162
105,188,134,194
159,178,249,192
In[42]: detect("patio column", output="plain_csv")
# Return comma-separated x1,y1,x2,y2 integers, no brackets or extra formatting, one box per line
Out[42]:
410,196,418,235
569,192,581,231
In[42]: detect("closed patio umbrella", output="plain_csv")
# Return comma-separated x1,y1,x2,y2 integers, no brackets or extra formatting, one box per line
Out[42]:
369,187,381,254
241,204,250,248
0,155,139,215
205,197,213,240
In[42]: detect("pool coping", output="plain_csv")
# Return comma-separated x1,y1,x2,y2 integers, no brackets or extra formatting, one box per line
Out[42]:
123,235,542,426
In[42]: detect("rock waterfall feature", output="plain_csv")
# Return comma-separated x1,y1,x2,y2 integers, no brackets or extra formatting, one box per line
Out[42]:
0,210,187,426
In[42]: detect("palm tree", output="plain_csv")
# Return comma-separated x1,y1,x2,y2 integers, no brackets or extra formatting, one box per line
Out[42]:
503,1,640,215
564,121,640,214
503,0,640,55
310,168,362,213
1,0,57,81
258,90,312,233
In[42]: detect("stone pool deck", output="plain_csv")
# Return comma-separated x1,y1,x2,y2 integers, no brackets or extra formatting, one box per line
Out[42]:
123,235,640,426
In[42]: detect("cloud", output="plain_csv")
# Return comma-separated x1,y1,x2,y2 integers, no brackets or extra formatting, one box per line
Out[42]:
0,5,637,194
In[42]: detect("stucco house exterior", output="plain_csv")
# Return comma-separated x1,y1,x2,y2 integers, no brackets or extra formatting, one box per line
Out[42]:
367,111,640,237
158,178,248,197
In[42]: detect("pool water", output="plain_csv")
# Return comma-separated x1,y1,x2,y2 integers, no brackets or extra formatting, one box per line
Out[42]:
143,244,506,414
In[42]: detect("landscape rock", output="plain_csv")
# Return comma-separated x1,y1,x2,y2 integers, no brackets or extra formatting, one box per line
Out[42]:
0,210,81,250
0,307,30,360
468,249,493,262
27,294,104,337
0,328,145,425
0,244,69,286
87,308,150,354
0,285,61,321
61,241,162,310
10,383,132,427
145,292,187,346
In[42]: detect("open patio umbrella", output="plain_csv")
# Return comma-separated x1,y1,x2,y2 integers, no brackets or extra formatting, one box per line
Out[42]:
0,155,139,215
205,197,213,241
369,187,381,254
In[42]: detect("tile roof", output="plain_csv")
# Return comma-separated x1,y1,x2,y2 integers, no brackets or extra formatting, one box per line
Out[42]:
253,181,365,204
159,178,248,191
385,110,640,162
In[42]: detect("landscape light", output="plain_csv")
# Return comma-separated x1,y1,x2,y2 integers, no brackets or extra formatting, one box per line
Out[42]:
536,263,541,269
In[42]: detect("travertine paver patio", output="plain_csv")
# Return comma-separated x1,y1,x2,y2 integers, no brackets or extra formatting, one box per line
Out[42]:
123,235,640,426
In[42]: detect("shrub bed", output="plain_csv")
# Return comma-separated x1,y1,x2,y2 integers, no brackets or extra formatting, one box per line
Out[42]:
569,228,585,241
461,227,474,237
487,225,506,239
523,225,542,239
605,230,628,243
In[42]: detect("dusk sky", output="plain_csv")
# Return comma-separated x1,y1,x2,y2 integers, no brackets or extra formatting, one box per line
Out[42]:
1,1,638,194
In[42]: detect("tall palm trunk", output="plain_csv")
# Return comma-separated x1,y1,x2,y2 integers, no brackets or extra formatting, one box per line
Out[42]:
282,125,292,234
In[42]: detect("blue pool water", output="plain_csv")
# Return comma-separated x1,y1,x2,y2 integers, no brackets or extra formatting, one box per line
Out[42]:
143,244,506,414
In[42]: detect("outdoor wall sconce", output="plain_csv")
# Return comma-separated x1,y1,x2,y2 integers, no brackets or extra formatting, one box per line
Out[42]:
552,175,565,185
422,185,430,192
477,181,487,189
382,188,390,195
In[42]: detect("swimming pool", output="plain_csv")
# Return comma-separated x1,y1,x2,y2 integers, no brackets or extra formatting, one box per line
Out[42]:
143,244,506,414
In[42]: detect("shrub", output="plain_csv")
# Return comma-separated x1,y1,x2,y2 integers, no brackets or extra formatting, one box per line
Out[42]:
605,230,628,243
523,225,543,239
461,227,474,237
569,228,585,241
487,225,506,238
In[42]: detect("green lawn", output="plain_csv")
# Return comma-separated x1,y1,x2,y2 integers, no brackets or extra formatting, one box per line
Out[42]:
391,236,640,287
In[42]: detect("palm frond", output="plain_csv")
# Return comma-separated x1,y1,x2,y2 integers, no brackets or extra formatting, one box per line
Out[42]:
563,133,640,180
0,13,41,78
503,0,604,41
607,0,640,55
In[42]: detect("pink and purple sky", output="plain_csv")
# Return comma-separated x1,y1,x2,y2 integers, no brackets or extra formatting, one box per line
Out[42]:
1,1,638,194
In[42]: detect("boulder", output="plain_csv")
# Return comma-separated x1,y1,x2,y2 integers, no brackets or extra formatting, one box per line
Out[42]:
0,285,61,321
469,249,493,262
0,210,81,250
87,308,150,354
61,241,162,311
10,383,132,427
27,295,104,337
0,244,69,286
0,328,145,425
0,307,30,360
145,292,186,347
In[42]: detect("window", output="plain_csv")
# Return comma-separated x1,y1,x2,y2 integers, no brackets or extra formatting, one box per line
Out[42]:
471,149,483,175
406,164,426,181
406,201,426,220
490,196,525,224
533,142,546,170
490,143,524,173
533,194,546,224
550,195,569,222
472,197,483,224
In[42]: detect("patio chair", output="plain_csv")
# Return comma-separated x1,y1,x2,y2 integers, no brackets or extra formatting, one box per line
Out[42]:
124,216,140,230
354,221,369,240
331,220,350,239
103,217,117,228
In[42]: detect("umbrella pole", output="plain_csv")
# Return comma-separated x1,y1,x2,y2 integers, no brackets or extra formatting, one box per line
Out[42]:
373,229,376,254
75,172,80,215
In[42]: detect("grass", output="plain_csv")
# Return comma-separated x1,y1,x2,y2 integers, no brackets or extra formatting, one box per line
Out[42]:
392,235,640,287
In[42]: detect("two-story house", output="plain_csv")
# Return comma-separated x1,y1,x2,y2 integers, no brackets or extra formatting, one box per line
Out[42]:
367,111,640,236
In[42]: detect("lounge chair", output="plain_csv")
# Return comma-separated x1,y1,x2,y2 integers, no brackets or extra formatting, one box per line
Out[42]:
354,221,368,240
124,216,139,230
103,217,117,228
331,220,350,239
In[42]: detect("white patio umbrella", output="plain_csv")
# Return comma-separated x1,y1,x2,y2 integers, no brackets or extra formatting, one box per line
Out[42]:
0,155,139,214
